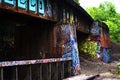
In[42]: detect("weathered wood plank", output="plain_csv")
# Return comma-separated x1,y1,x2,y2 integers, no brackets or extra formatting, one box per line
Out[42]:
55,62,58,80
15,67,18,80
29,65,32,80
48,63,51,80
61,62,64,80
0,58,72,67
0,68,3,80
39,64,42,80
69,61,72,76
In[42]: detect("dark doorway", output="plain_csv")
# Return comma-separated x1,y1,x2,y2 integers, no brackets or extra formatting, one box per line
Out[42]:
76,30,89,53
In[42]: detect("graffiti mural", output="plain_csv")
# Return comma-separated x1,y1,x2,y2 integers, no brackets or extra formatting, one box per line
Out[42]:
29,0,36,12
56,23,80,75
38,0,44,14
18,0,27,9
90,21,112,63
101,48,112,63
4,0,14,5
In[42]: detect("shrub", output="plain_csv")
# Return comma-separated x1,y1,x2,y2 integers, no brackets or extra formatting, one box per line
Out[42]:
79,39,97,58
117,62,120,75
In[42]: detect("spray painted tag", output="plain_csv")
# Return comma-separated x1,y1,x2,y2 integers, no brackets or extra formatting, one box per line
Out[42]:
18,0,27,9
38,0,44,14
29,0,36,12
4,0,14,5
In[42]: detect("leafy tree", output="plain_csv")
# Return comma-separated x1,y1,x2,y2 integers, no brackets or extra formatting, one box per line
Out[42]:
86,1,120,43
74,0,79,5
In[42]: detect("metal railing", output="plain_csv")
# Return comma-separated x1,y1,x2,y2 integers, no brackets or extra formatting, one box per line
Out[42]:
0,58,72,80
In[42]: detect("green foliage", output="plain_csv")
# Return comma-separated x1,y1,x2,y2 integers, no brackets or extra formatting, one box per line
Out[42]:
74,0,79,5
117,62,120,75
79,39,97,58
86,1,120,43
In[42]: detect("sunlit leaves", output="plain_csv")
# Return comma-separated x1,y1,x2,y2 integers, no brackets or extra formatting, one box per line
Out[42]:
79,39,97,58
86,1,120,43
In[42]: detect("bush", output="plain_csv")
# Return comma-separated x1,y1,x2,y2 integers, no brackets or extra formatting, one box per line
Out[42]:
117,62,120,75
79,39,97,58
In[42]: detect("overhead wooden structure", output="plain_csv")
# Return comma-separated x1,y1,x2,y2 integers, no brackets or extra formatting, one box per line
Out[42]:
0,0,94,80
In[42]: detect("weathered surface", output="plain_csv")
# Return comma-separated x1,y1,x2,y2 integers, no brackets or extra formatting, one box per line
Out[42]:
63,74,95,80
63,73,120,80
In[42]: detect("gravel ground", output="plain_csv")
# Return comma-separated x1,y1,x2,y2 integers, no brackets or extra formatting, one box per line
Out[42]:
78,41,120,79
64,53,120,80
64,41,120,80
80,53,120,75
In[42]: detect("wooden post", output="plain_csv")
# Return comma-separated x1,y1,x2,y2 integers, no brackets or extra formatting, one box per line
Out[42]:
54,63,58,80
39,64,42,80
0,68,3,80
15,67,18,80
29,65,32,80
68,60,72,77
11,67,17,80
45,63,48,80
48,63,51,80
23,65,32,80
70,60,73,76
61,62,64,80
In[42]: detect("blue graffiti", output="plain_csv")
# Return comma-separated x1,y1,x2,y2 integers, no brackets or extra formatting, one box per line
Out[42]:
4,0,14,5
62,24,80,75
102,48,112,63
62,52,72,58
70,35,80,75
29,0,36,11
18,0,27,9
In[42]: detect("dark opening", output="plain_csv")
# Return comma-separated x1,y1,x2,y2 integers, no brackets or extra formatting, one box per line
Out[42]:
0,11,55,61
76,30,89,53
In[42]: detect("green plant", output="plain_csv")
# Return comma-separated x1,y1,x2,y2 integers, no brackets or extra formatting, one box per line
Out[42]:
117,62,120,75
87,1,120,43
79,39,97,58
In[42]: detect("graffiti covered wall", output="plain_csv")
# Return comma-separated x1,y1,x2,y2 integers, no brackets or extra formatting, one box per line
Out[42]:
55,23,80,75
90,21,112,63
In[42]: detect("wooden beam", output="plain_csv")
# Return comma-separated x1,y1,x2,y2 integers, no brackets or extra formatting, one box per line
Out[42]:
55,63,58,80
61,62,64,80
0,68,3,80
15,67,18,80
39,64,42,80
48,63,51,80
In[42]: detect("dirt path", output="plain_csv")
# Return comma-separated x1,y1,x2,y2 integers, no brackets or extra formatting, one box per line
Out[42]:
80,54,120,74
79,41,120,79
